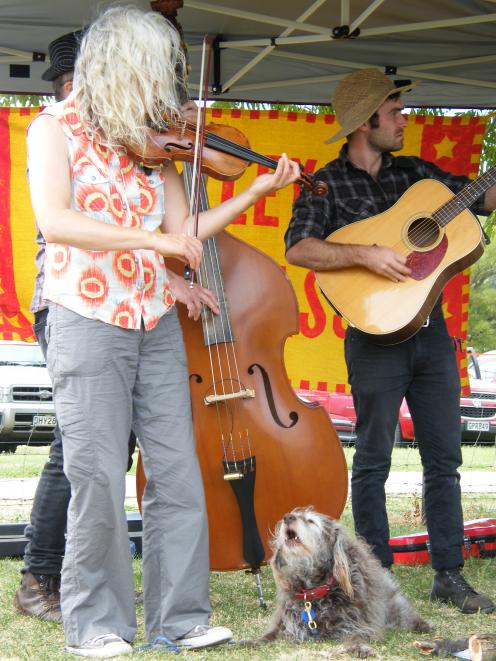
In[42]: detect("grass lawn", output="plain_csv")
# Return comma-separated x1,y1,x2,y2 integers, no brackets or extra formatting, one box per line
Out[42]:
1,443,495,478
0,500,495,660
0,447,495,659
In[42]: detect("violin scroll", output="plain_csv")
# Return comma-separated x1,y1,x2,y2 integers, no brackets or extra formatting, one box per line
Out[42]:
298,171,329,197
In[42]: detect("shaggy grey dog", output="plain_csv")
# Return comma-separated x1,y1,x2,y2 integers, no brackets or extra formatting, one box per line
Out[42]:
262,507,432,658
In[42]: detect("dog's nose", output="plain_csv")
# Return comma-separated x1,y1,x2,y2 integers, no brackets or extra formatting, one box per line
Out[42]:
283,514,296,525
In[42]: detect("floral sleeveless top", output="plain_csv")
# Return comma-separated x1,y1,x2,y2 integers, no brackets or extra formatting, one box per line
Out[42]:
36,94,175,330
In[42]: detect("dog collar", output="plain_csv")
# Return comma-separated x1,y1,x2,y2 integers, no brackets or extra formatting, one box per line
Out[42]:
294,576,335,601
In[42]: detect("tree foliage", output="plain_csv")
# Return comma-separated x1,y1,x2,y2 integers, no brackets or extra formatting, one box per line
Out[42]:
0,94,52,107
467,223,496,352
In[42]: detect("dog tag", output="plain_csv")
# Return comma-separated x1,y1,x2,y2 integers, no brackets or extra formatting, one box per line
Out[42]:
301,608,315,622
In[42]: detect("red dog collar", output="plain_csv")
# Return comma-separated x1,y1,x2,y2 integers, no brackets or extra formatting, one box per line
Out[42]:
294,576,335,601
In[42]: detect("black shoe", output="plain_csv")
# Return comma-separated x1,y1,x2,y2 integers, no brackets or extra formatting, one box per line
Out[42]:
13,572,62,623
431,569,495,614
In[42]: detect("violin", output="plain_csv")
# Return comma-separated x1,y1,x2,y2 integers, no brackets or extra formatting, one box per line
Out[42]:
125,117,328,196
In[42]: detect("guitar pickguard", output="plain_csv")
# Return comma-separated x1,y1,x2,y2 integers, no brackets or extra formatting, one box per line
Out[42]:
405,235,448,280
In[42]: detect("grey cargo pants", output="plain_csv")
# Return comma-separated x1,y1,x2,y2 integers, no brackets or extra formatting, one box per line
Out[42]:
47,304,210,646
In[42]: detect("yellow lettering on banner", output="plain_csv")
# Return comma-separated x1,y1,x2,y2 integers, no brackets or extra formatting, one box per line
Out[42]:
4,107,489,391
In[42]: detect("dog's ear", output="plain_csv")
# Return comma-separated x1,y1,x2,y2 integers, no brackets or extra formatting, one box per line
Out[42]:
332,527,354,599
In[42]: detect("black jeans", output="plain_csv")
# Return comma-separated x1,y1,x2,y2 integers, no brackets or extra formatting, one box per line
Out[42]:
22,308,70,576
23,308,137,577
345,316,464,571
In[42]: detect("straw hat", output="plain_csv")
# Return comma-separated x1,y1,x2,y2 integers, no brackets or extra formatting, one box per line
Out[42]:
325,68,418,144
42,30,84,81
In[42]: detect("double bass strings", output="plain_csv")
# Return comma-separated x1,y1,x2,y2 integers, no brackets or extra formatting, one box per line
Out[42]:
197,183,253,472
182,162,252,474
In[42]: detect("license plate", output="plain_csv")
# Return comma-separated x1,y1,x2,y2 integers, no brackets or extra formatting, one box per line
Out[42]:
466,420,490,432
33,414,56,427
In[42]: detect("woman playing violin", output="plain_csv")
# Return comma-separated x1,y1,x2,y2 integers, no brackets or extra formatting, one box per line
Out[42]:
27,6,299,658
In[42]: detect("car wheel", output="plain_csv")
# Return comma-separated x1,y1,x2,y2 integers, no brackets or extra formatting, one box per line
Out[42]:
393,423,405,447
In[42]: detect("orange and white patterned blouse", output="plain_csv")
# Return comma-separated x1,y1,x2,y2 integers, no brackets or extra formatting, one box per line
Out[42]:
35,94,175,331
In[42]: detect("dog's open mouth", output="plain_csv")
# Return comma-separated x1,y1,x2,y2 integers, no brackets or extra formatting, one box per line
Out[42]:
285,526,301,546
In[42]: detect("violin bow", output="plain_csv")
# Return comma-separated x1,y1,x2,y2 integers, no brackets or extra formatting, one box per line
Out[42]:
186,34,213,286
150,0,212,285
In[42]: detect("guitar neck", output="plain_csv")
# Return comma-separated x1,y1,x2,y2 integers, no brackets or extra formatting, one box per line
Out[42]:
435,164,496,227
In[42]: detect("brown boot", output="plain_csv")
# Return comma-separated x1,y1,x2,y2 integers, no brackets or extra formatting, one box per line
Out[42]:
13,572,62,623
431,569,495,614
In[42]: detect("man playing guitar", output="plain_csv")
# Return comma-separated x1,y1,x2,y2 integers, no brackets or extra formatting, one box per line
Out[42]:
285,68,496,614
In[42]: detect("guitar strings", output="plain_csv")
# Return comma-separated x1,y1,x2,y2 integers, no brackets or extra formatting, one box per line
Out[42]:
389,167,496,254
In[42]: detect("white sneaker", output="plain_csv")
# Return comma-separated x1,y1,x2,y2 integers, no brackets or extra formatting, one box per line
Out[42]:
174,625,233,649
65,634,132,658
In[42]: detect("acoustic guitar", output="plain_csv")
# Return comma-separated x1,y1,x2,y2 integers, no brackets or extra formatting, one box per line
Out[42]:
316,166,496,344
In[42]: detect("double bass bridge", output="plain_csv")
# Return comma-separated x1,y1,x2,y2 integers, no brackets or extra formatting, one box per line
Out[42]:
204,388,255,405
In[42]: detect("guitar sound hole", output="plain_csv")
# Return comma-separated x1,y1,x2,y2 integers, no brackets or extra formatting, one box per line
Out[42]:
407,216,440,249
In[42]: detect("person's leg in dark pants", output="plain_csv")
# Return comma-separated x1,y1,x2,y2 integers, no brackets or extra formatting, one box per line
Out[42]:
14,308,70,622
345,327,411,568
406,320,464,571
408,320,494,613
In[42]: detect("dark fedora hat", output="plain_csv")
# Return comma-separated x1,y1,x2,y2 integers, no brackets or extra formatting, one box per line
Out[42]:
42,29,84,82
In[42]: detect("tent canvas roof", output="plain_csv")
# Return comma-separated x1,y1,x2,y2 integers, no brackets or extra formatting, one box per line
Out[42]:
0,0,495,108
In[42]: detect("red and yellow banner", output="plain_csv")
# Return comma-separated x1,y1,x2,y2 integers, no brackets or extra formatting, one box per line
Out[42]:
0,107,488,392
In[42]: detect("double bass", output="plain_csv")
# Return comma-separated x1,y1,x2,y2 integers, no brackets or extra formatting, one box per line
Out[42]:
136,0,348,578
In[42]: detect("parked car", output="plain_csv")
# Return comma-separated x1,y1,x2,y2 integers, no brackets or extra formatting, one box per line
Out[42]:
468,349,496,383
296,352,496,447
0,340,55,453
462,348,496,444
295,388,414,446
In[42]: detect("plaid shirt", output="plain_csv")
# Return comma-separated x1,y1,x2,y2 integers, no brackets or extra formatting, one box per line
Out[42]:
285,145,484,250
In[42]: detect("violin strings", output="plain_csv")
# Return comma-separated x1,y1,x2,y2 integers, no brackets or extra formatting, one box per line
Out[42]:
204,131,278,170
182,118,278,169
187,120,274,167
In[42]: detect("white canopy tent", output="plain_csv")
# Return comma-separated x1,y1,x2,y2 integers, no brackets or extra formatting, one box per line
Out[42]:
0,0,495,108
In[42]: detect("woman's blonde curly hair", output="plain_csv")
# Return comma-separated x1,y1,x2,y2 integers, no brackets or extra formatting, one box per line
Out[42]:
74,5,186,150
